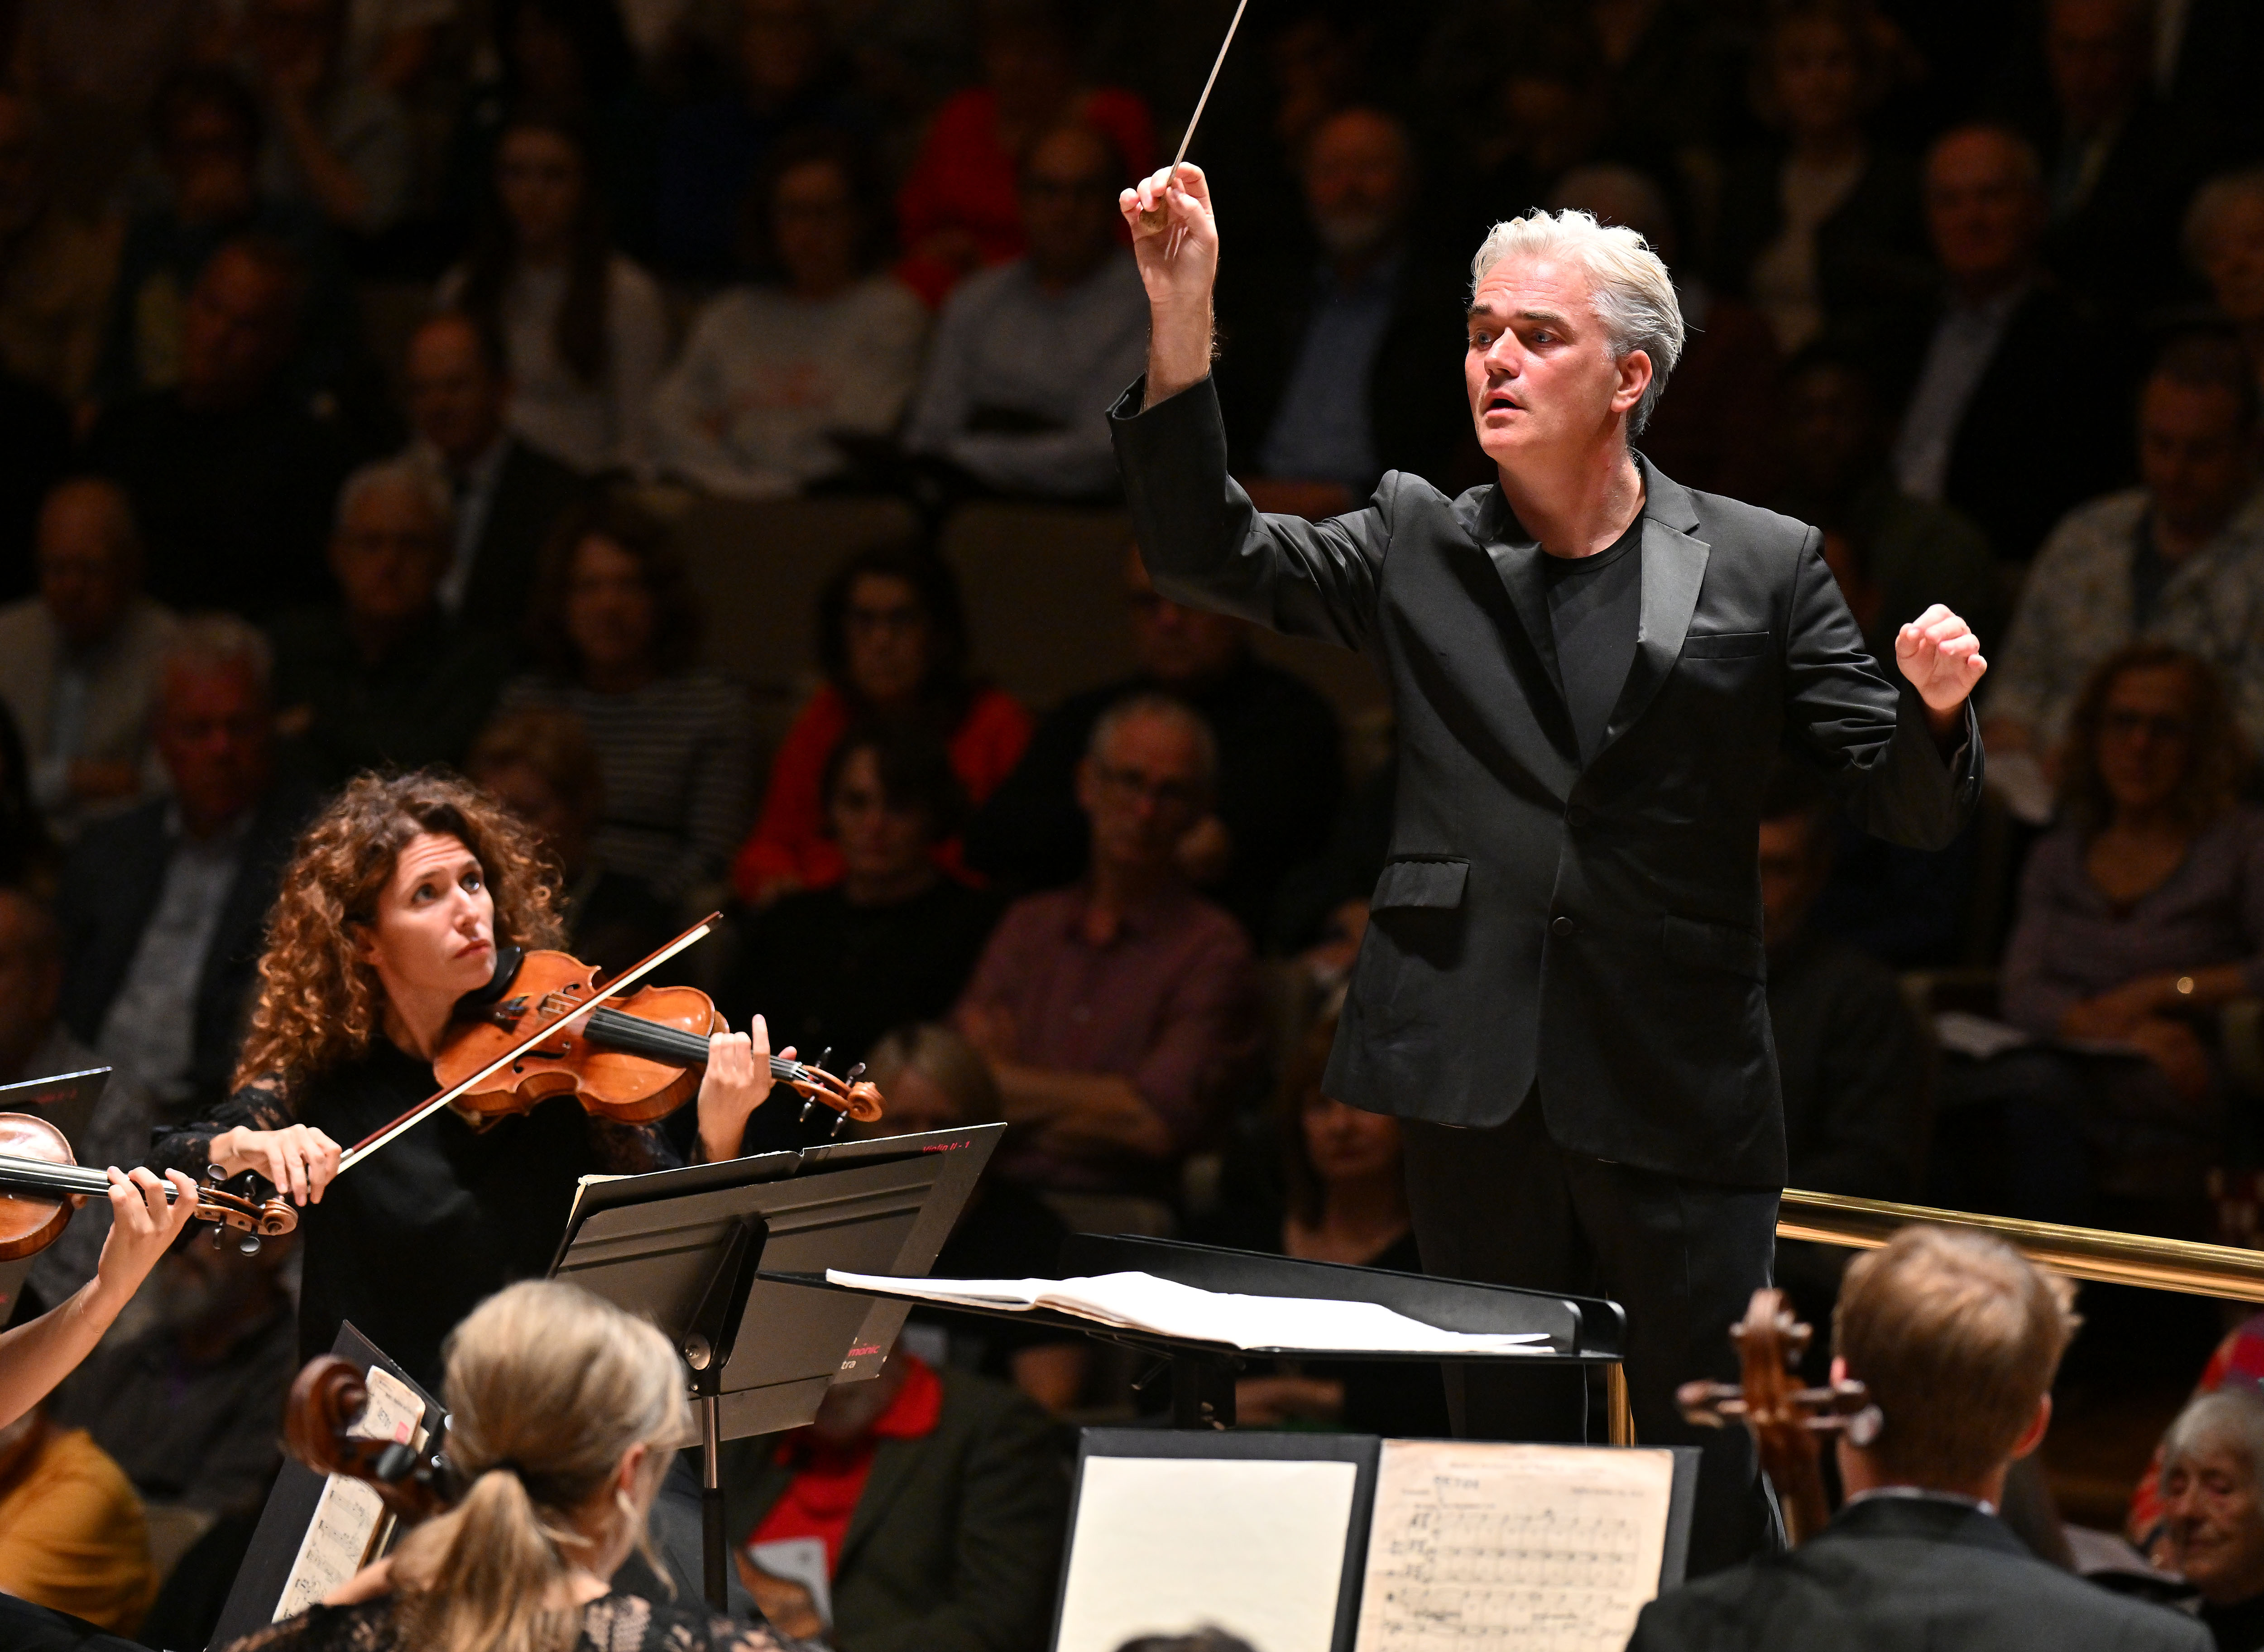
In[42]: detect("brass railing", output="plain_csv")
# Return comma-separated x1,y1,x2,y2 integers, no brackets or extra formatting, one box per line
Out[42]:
1779,1188,2264,1302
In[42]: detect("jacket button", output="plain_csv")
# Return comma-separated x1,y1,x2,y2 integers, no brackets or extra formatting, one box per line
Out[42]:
1550,916,1575,937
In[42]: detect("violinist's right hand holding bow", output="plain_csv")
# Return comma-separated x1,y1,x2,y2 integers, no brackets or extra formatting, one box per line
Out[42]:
211,1121,342,1206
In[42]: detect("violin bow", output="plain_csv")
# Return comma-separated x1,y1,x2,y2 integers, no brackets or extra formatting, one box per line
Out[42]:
334,914,722,1174
1145,0,1250,256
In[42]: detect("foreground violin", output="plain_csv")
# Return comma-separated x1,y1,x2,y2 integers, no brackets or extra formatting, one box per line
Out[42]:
0,1110,296,1259
1677,1287,1879,1546
337,917,885,1174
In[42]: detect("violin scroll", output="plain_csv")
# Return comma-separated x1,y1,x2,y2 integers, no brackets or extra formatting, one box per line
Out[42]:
284,1356,456,1523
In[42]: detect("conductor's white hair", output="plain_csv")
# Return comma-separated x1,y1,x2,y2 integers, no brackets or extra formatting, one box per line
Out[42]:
1469,209,1685,437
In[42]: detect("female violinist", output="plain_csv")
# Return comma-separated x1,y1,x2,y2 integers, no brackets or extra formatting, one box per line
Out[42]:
149,771,779,1389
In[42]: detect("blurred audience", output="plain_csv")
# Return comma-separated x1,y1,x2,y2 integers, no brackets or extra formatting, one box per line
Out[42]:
966,550,1340,942
901,121,1146,501
0,91,117,408
1218,106,1466,517
0,1407,153,1634
725,724,1001,1086
465,704,675,971
2186,167,2264,396
440,114,669,473
499,492,753,909
8,0,211,211
956,693,1262,1201
59,618,306,1120
269,456,508,787
2157,1391,2264,1648
1887,122,2120,563
855,1023,1086,1411
1712,0,1927,356
893,0,1152,308
401,309,588,640
0,480,179,843
735,546,1028,904
1986,334,2264,766
651,132,927,500
240,0,414,238
84,236,363,622
653,0,868,281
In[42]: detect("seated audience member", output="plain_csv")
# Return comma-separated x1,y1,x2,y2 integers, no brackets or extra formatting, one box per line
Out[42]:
662,1347,1067,1652
1216,106,1465,520
50,1231,297,1520
0,91,117,408
499,494,754,910
1771,345,1999,663
226,1279,788,1652
2189,169,2264,396
1952,646,2262,1228
727,725,1001,1086
1986,334,2264,765
2024,0,2197,319
93,67,364,414
0,888,160,1321
1886,123,2121,564
0,701,57,897
440,115,670,474
0,480,179,843
59,619,309,1120
2158,1391,2264,1649
1710,0,1928,357
651,134,928,501
240,0,414,238
1551,165,1782,506
269,458,508,788
893,0,1153,308
465,706,674,972
1754,770,1929,1349
900,121,1148,502
1198,1017,1451,1437
966,550,1341,941
955,694,1262,1200
84,236,362,622
402,310,587,641
735,547,1028,903
1628,1225,2208,1652
653,0,868,281
856,1023,1086,1412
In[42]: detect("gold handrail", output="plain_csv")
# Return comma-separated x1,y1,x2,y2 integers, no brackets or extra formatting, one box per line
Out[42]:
1779,1188,2264,1302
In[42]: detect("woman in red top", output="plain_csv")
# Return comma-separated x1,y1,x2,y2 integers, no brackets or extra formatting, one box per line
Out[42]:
894,0,1154,307
735,546,1030,903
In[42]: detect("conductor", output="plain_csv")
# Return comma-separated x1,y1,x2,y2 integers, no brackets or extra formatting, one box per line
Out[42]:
1113,164,1986,1570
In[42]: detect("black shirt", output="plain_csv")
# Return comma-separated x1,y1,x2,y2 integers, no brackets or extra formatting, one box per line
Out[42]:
1536,518,1644,765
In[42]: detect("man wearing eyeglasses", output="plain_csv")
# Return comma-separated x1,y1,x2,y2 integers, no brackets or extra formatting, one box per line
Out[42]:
955,692,1264,1204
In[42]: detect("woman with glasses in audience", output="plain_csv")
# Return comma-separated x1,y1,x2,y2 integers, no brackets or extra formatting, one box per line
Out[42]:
1951,644,2264,1232
499,493,756,916
441,112,668,474
733,546,1028,906
220,1280,791,1652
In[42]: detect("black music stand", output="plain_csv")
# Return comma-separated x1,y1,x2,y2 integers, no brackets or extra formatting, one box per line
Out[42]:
547,1124,1000,1610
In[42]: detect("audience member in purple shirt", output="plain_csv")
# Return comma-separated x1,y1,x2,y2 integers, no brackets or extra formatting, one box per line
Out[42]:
956,692,1261,1199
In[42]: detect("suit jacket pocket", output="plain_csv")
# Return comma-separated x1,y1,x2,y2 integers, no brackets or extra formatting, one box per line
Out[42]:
1372,858,1469,909
1660,913,1765,979
1680,629,1770,659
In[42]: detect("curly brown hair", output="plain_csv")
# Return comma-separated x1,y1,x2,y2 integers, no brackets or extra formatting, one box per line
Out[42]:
233,772,567,1097
2058,642,2249,836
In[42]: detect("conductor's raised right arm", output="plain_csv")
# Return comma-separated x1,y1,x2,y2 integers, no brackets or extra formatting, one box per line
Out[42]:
1111,163,1386,653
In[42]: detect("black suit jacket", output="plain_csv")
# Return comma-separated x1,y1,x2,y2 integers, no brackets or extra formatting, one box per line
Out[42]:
1112,377,1979,1184
1628,1496,2211,1651
456,437,586,642
58,788,312,1111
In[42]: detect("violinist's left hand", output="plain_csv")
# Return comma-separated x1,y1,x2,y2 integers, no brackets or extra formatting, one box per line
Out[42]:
695,1014,778,1165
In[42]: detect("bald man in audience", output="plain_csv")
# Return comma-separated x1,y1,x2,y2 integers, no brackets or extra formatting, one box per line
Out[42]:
0,480,178,842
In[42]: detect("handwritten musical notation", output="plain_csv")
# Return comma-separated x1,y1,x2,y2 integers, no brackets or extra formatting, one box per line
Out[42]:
273,1365,428,1620
1354,1442,1675,1652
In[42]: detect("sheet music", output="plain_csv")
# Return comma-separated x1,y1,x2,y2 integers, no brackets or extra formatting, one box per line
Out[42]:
272,1366,428,1619
1355,1441,1675,1652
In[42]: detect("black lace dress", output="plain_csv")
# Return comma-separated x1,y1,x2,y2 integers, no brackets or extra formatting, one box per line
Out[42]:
150,1041,686,1388
221,1591,790,1652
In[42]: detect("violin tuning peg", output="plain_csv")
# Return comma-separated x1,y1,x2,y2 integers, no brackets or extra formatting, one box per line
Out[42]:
238,1233,261,1255
206,1162,227,1183
846,1062,866,1081
798,1099,815,1125
830,1110,848,1138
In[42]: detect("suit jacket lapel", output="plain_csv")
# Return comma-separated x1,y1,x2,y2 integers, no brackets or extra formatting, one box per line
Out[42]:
1458,485,1565,701
1598,461,1709,756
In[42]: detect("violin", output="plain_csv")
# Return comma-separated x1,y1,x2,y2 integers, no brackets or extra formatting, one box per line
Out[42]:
0,1110,296,1260
336,918,885,1175
284,1354,456,1523
1676,1287,1880,1546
